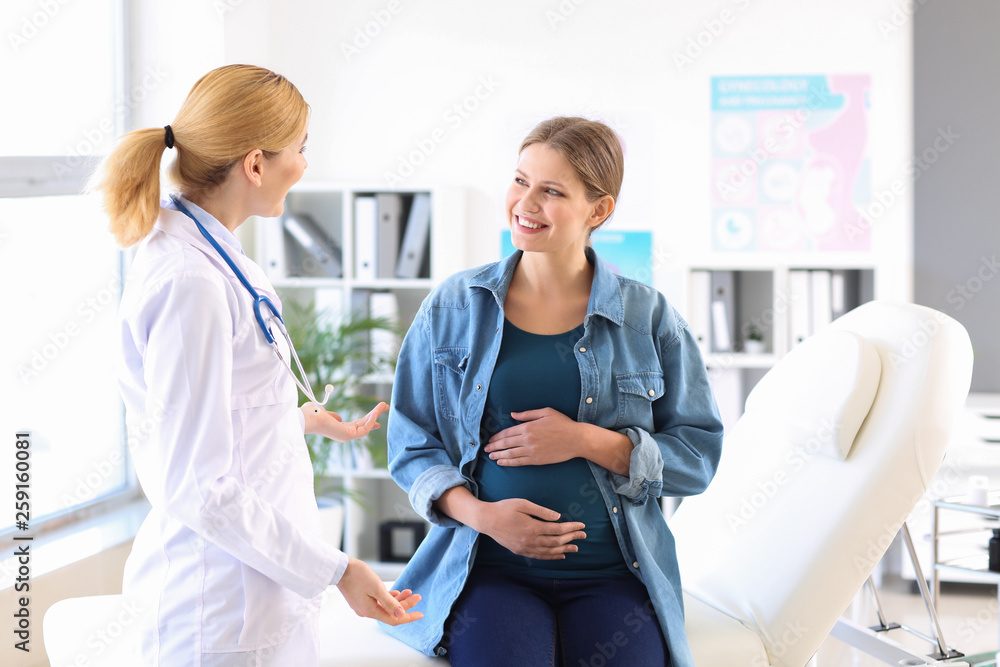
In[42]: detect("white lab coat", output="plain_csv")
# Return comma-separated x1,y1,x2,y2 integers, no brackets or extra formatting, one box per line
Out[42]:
116,197,349,665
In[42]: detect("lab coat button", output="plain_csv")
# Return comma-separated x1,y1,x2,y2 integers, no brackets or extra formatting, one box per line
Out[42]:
585,397,593,404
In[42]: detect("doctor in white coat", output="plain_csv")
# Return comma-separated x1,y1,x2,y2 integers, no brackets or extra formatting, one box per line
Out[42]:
93,64,422,666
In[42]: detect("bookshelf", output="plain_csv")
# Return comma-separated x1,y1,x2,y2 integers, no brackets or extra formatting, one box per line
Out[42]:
252,182,467,575
681,259,878,430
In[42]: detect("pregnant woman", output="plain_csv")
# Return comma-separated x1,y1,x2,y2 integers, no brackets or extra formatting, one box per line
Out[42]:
383,116,724,666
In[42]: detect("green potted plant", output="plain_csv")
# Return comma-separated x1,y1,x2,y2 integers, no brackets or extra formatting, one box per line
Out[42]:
280,297,400,484
743,323,766,355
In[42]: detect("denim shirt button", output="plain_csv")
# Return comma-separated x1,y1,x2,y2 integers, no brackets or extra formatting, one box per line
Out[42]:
648,389,655,396
579,347,586,353
585,397,593,404
632,561,640,569
612,506,618,514
476,384,482,391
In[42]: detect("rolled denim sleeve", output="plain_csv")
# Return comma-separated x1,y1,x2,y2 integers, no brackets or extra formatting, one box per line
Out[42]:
387,307,469,528
611,318,724,504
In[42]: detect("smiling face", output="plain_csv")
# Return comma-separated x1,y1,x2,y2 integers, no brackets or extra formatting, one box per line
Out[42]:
505,143,611,259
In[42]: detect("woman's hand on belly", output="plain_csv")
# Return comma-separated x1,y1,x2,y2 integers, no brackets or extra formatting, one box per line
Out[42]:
480,498,587,560
485,407,634,476
485,408,582,466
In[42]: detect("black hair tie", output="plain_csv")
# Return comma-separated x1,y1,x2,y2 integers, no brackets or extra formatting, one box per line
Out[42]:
164,125,175,149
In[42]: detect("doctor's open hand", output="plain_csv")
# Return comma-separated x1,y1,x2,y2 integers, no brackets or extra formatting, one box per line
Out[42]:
303,401,389,442
337,557,424,626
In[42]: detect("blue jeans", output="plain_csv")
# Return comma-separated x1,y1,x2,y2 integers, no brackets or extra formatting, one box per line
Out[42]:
442,566,669,667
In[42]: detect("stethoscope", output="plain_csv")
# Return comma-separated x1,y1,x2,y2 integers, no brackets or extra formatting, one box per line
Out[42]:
170,195,334,414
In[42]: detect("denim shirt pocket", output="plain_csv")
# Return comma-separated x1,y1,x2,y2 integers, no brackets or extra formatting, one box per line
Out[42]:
434,347,469,422
614,372,665,430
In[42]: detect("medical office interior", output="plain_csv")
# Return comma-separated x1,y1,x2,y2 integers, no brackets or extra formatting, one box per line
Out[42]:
2,0,999,664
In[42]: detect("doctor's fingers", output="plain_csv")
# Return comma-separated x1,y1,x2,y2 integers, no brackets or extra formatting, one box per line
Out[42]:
387,588,421,608
369,589,425,626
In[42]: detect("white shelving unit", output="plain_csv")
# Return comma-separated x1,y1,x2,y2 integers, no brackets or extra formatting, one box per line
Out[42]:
252,182,466,574
680,257,878,430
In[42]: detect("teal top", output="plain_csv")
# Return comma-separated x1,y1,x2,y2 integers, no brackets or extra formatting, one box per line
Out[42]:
473,318,630,578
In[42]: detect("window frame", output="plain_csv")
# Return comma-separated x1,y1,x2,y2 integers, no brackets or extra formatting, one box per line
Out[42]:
0,0,141,548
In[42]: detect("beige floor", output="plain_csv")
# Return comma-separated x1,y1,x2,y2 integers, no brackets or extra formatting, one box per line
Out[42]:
814,575,998,666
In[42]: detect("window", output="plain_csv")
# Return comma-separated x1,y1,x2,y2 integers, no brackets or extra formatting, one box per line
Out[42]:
0,0,134,538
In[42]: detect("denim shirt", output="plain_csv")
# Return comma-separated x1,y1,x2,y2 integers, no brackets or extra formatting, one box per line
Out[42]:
381,248,724,666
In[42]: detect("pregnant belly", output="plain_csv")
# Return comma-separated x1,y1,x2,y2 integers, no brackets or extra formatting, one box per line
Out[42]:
474,454,625,573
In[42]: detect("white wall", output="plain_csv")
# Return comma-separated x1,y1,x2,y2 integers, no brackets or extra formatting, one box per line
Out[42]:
133,0,913,302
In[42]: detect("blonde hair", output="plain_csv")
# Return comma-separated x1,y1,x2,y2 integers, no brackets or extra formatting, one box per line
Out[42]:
520,116,624,233
93,64,309,246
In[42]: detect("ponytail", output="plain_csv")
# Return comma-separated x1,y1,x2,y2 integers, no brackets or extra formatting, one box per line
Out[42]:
92,127,171,247
93,64,309,248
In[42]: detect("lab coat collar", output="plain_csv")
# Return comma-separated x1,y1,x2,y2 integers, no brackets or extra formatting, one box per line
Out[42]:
160,194,247,256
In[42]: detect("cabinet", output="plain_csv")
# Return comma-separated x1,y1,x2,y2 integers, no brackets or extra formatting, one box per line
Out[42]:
252,183,467,575
681,259,875,429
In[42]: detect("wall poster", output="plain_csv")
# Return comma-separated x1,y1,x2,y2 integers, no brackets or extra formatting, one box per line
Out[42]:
711,74,871,252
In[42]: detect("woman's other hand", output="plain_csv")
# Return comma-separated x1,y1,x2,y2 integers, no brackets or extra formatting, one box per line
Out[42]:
480,498,587,560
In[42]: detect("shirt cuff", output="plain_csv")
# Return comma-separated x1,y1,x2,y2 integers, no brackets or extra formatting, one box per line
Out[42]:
409,465,471,528
327,549,351,586
610,427,664,504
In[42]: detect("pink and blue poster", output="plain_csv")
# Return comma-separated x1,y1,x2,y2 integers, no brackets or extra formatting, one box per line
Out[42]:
711,75,871,252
